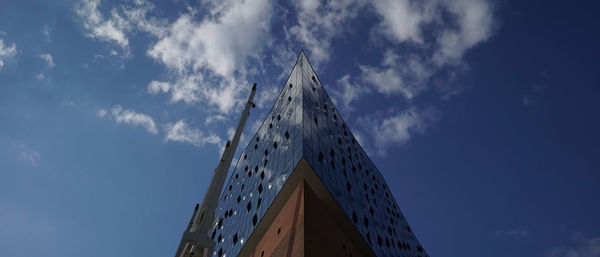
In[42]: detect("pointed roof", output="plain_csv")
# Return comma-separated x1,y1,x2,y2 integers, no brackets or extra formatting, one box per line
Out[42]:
211,52,428,257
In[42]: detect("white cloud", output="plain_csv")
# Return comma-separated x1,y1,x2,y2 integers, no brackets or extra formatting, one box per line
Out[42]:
43,24,52,41
288,0,364,64
18,151,41,166
76,0,497,149
40,53,55,68
330,74,370,112
255,85,279,109
432,0,495,66
360,107,439,155
143,0,272,114
164,120,222,147
121,0,167,37
546,235,600,257
147,75,244,114
100,105,158,134
204,114,227,126
147,0,272,77
371,0,495,66
97,109,107,118
351,0,495,102
76,0,130,50
494,228,529,238
360,50,431,100
147,80,171,94
76,0,165,55
0,38,18,68
371,0,435,44
12,141,41,167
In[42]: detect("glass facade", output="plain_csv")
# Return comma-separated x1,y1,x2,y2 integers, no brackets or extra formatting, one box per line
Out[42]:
210,52,428,257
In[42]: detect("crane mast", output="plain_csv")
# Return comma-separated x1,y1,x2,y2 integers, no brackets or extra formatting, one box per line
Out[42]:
174,83,257,257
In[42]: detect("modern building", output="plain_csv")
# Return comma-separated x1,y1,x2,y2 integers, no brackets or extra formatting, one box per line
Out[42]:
190,51,428,257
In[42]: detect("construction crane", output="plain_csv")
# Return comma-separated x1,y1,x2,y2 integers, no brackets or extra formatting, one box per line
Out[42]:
174,83,257,257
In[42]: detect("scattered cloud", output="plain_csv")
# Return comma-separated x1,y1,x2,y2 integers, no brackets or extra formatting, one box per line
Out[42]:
144,0,273,113
545,234,600,257
494,228,529,238
12,141,41,167
76,0,165,56
0,38,18,68
97,109,107,118
338,0,494,108
255,85,279,109
359,107,440,155
371,0,435,44
330,74,370,112
76,0,130,50
43,24,52,41
147,75,244,114
360,50,431,100
432,0,496,66
205,114,228,126
75,0,497,149
164,120,222,147
147,0,271,77
288,0,365,65
372,0,495,66
99,105,158,134
40,53,55,68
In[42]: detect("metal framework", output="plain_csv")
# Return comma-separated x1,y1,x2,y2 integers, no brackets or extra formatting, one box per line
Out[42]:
174,83,257,257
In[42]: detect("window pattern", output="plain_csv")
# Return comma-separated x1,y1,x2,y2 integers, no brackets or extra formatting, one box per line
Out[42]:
210,52,428,257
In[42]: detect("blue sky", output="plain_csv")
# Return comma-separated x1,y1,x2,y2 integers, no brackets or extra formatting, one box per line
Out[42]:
1,0,599,256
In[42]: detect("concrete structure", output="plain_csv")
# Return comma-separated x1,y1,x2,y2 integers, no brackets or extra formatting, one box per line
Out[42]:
180,51,428,257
